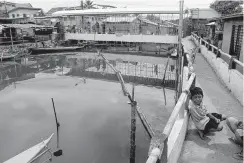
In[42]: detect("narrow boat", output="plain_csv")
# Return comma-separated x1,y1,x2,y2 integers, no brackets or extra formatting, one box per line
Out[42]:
4,133,54,163
29,46,85,55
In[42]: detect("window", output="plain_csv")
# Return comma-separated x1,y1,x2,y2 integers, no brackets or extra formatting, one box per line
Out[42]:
23,14,27,18
12,14,15,18
230,25,243,59
68,16,75,20
17,14,19,17
34,14,37,17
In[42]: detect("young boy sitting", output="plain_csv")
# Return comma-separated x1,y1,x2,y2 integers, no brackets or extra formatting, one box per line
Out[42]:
188,87,226,139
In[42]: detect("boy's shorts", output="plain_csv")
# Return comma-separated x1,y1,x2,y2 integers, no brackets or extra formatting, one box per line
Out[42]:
203,113,222,134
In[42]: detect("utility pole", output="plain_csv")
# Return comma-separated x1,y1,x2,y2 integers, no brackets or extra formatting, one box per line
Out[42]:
81,0,84,31
4,0,8,18
176,0,184,102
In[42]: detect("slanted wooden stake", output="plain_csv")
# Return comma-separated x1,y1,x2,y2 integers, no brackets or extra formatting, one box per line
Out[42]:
130,84,136,163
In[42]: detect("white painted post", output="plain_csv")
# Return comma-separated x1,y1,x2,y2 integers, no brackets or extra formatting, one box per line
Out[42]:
146,148,161,163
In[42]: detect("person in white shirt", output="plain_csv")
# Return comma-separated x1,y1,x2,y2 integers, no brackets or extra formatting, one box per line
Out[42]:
188,87,226,139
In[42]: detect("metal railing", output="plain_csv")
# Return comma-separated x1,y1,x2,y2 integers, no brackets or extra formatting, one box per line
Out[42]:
65,57,176,88
191,32,243,74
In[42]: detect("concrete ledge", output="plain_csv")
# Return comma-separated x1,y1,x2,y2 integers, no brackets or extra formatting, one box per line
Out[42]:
65,33,178,44
163,64,192,163
167,111,189,163
192,37,243,106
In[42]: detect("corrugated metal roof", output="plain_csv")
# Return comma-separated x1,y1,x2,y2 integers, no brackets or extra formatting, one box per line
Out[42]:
191,8,221,19
46,7,67,16
52,7,180,16
8,7,42,13
221,13,243,20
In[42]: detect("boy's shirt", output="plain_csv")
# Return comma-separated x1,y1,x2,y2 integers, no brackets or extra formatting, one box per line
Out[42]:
188,100,210,130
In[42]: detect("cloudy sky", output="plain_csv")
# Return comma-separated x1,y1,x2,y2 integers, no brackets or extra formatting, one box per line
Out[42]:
7,0,215,12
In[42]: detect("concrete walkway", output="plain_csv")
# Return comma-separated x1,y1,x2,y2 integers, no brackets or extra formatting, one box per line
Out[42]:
179,37,243,163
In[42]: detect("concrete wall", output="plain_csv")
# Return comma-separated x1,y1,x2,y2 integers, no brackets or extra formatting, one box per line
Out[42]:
166,66,191,163
240,44,243,62
8,9,40,18
192,36,243,105
69,71,175,89
167,111,189,163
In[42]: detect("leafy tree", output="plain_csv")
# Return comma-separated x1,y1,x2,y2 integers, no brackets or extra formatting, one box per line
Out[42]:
80,0,84,9
210,0,243,15
84,0,94,9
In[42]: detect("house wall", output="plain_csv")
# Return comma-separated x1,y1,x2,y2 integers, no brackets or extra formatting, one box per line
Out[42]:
104,22,131,34
63,16,82,27
221,20,243,58
240,44,243,62
63,16,104,33
8,9,40,18
104,20,172,35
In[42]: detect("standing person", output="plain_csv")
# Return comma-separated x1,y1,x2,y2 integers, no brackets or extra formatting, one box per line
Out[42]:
187,87,226,139
154,64,158,76
226,117,243,160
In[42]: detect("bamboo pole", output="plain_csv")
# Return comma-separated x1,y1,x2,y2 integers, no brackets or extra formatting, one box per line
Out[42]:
98,51,155,138
130,85,136,163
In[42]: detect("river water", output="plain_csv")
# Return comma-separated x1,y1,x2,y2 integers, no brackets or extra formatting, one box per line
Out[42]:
0,53,175,163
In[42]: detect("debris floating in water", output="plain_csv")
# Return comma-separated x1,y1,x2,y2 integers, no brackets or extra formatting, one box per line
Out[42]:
75,78,86,86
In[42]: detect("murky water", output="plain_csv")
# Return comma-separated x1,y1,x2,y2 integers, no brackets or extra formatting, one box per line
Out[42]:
0,53,174,163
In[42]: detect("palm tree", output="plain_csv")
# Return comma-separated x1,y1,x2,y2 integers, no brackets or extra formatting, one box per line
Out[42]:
84,0,94,9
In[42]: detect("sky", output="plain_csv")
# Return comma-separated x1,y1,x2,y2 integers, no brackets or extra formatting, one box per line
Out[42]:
6,0,215,12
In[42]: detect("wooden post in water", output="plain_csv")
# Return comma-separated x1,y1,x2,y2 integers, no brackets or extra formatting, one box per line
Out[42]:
34,27,38,48
130,84,136,163
9,28,13,50
175,0,184,103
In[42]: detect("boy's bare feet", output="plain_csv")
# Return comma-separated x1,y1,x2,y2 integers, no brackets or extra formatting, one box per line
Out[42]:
198,130,205,140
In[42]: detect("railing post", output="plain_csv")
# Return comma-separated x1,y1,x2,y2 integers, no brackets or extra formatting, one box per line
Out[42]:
217,49,221,58
211,46,214,53
228,56,237,69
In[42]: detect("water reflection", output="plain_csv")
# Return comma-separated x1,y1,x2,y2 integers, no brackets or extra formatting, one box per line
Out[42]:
0,54,172,163
0,54,176,90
